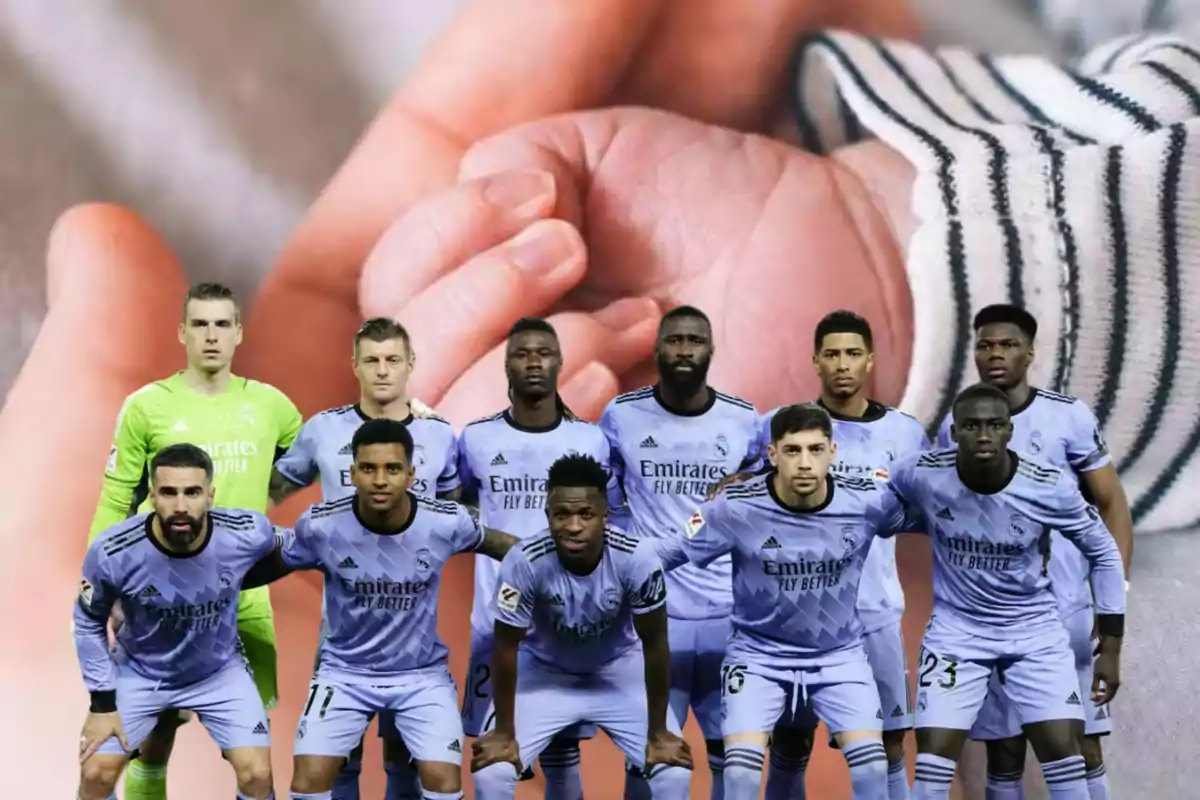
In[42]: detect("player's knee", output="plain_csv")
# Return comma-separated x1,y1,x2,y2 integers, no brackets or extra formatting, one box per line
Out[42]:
1080,735,1104,771
416,761,462,793
882,728,907,763
79,757,122,796
722,743,766,797
770,726,814,759
985,735,1027,774
135,727,177,764
230,752,273,795
704,738,724,759
645,762,692,799
291,756,341,794
472,761,521,799
1024,720,1082,763
541,735,581,760
381,736,410,764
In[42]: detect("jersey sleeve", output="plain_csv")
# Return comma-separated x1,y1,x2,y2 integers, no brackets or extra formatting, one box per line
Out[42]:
436,429,461,494
456,433,479,504
681,495,737,568
598,405,627,488
73,542,118,692
90,390,152,541
935,415,953,449
627,538,668,615
450,504,486,554
248,513,282,561
494,546,536,629
1066,401,1112,473
1044,472,1126,615
885,456,924,531
267,385,303,451
272,417,320,488
279,510,321,570
739,411,765,472
871,481,920,537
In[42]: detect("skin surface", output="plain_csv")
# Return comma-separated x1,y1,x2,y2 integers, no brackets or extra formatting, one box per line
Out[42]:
0,2,941,797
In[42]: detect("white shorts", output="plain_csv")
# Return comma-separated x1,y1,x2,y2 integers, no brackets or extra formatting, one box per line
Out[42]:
667,616,730,741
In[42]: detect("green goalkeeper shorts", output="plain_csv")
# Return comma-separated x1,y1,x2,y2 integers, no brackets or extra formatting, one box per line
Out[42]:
236,615,279,709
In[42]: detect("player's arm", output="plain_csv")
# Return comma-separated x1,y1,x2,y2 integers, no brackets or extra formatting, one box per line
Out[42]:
452,504,518,561
597,407,630,517
1066,404,1133,572
628,542,673,738
89,392,151,540
490,548,535,739
73,544,119,712
269,418,321,504
435,431,463,502
455,433,481,507
243,514,319,589
878,457,926,535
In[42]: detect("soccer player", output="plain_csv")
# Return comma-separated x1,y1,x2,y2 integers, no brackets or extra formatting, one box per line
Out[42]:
75,444,278,800
271,317,457,800
935,305,1133,799
458,317,621,798
657,403,913,799
90,282,302,800
598,305,761,797
243,418,517,800
470,454,694,799
894,383,1125,800
759,311,927,800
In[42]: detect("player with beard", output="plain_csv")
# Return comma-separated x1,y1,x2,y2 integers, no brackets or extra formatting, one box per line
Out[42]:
935,306,1133,800
270,317,458,800
75,444,279,800
599,306,762,798
457,318,621,799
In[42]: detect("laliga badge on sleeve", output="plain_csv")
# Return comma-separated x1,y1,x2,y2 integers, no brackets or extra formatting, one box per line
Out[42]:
497,582,522,613
684,510,705,539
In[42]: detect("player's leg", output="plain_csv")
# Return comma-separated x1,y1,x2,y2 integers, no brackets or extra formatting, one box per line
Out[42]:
763,724,813,800
539,732,585,800
378,713,422,800
911,631,994,800
720,663,791,800
84,668,181,800
1002,636,1090,799
971,670,1029,800
809,657,888,800
1063,604,1111,800
291,677,377,797
865,622,914,800
332,739,365,800
473,654,586,800
383,668,466,797
122,712,185,800
181,661,274,798
693,617,732,800
591,649,691,799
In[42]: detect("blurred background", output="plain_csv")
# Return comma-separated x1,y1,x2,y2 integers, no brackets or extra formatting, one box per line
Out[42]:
1,1,1193,797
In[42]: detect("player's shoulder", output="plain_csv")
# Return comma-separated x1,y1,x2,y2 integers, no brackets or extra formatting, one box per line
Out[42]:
603,526,641,557
721,473,771,504
236,376,293,404
516,531,557,565
210,507,268,530
1013,452,1066,488
1033,387,1081,407
311,404,360,422
461,410,507,437
831,473,880,494
880,405,926,435
712,389,757,416
413,494,461,518
91,514,153,562
121,374,183,408
912,447,958,470
602,386,656,420
411,413,454,431
305,494,356,528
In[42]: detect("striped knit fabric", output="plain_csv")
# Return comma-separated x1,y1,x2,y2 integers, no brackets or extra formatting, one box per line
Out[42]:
792,31,1200,532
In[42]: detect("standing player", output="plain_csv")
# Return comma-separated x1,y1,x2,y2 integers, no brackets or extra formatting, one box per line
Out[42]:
895,383,1125,800
599,305,761,797
90,282,302,800
75,444,278,800
660,404,914,799
759,311,927,800
935,305,1133,799
458,317,620,799
271,318,458,800
244,418,518,800
470,454,693,799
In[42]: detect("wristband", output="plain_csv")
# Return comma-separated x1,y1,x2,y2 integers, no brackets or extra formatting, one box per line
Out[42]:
89,690,117,714
1096,614,1124,638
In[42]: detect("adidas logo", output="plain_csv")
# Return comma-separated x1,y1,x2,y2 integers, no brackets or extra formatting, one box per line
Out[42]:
447,739,462,754
761,536,782,550
139,585,160,598
338,556,358,570
876,709,883,719
640,436,658,448
936,507,954,520
1066,691,1081,706
891,705,905,718
548,594,565,606
252,721,269,735
338,443,353,455
491,453,507,466
1095,706,1108,720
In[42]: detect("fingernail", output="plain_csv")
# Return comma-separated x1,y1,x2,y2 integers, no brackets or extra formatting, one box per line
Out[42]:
509,222,578,274
594,297,662,329
482,170,555,213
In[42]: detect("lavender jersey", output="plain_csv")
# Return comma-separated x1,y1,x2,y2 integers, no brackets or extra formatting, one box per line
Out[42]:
936,389,1112,614
663,473,910,669
494,528,667,673
600,386,761,620
275,405,459,501
762,401,928,630
280,494,484,678
74,510,277,693
888,449,1125,639
458,410,619,635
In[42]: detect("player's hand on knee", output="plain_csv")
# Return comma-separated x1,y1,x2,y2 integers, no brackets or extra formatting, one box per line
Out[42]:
645,729,693,769
79,711,127,763
470,730,521,773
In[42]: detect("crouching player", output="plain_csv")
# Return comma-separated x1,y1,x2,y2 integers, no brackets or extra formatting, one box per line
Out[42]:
660,403,917,800
74,444,277,800
470,455,693,799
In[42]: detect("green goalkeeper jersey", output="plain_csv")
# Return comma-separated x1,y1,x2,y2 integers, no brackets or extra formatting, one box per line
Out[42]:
90,371,302,622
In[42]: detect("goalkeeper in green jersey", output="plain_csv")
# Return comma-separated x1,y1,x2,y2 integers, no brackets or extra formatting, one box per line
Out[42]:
89,282,302,800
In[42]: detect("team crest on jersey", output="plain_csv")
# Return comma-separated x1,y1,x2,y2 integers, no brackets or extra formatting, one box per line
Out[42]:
412,444,426,468
1029,430,1043,454
840,526,857,552
714,435,729,459
296,719,307,739
497,582,522,613
684,510,705,539
79,578,94,607
218,572,233,589
413,548,433,575
602,588,623,611
1008,514,1027,539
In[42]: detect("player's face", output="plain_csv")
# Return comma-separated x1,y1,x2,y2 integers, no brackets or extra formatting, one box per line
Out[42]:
951,397,1014,465
179,299,242,374
151,466,213,547
769,429,836,497
813,332,873,398
506,330,561,401
350,443,415,511
974,322,1033,390
546,486,607,564
655,316,713,390
354,337,413,406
